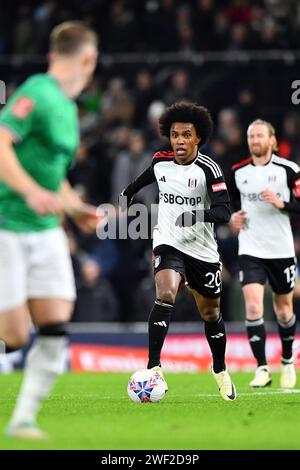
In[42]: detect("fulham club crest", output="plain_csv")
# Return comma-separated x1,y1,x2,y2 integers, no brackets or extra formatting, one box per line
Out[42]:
188,178,197,189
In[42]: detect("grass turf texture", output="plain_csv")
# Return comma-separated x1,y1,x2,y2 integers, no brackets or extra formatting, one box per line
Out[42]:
0,371,299,450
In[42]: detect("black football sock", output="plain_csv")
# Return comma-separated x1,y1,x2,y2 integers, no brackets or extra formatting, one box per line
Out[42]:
277,314,297,362
245,318,267,367
147,299,173,369
204,315,226,373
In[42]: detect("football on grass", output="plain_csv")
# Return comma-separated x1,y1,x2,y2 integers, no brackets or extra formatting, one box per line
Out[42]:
127,368,167,403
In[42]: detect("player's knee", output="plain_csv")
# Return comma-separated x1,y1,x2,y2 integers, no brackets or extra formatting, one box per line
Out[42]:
2,329,29,350
273,294,293,319
275,308,293,323
157,289,177,305
246,302,263,320
201,306,220,322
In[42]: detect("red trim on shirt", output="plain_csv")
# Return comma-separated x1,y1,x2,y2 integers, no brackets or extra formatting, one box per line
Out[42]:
232,157,252,171
153,151,174,160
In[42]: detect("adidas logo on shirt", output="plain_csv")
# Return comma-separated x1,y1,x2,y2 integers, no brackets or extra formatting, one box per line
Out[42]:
159,176,166,182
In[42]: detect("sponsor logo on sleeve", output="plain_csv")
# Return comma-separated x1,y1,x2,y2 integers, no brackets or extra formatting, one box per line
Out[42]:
11,96,35,119
212,182,227,192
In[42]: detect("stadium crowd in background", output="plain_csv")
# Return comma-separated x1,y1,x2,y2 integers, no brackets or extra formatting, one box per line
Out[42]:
0,0,300,322
1,0,300,55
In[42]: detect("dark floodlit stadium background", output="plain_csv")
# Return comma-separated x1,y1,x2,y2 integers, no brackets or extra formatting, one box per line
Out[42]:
0,0,300,368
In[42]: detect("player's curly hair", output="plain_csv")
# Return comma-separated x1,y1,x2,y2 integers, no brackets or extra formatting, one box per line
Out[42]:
159,101,213,147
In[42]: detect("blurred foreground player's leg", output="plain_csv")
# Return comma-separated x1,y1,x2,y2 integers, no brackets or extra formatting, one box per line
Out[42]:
0,21,99,439
8,299,73,440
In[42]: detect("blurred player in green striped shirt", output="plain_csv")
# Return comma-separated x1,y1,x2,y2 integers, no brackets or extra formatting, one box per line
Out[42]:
0,21,99,439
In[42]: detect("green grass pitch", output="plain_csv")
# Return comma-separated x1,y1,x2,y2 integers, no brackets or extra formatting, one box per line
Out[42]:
0,371,300,450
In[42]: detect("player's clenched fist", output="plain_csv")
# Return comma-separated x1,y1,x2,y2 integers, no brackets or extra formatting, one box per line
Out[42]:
260,189,284,209
230,210,248,231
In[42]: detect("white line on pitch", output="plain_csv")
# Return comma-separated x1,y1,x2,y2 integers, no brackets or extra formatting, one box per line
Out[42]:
99,389,300,400
191,389,300,397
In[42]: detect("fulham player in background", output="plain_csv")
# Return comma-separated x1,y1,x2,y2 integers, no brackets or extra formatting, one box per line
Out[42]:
230,119,299,389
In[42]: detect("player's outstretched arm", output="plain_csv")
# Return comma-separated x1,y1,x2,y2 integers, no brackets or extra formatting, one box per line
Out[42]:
0,127,63,215
119,165,156,211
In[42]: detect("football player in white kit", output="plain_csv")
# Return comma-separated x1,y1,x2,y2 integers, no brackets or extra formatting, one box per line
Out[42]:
230,119,299,388
120,102,236,401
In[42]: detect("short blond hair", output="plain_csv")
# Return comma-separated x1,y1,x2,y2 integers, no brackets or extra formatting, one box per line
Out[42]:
247,118,278,151
50,21,98,55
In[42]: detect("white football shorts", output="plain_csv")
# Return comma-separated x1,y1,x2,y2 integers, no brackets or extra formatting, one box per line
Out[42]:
0,227,76,312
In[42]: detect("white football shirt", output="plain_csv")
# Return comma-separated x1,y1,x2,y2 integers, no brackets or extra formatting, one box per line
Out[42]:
152,150,229,262
231,154,300,259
